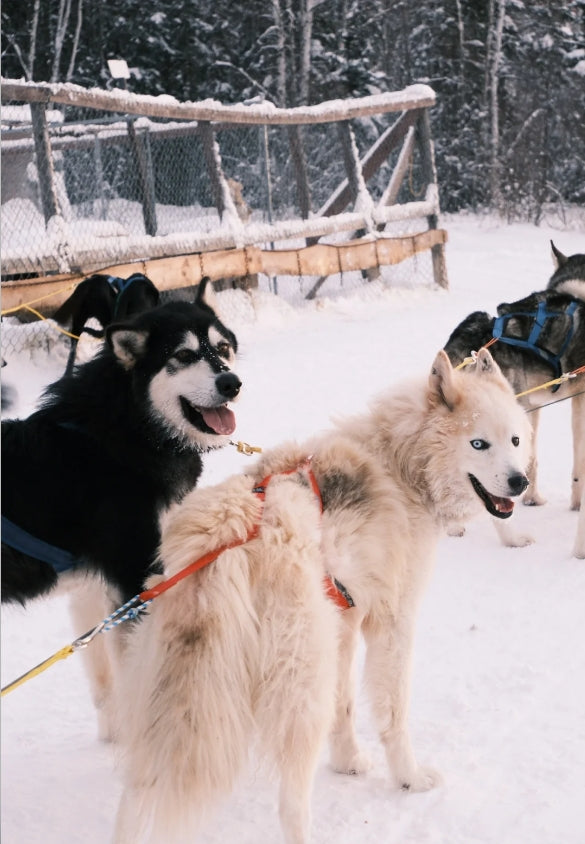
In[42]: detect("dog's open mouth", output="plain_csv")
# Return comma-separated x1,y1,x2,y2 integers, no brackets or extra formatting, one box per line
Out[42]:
180,397,236,436
468,474,514,519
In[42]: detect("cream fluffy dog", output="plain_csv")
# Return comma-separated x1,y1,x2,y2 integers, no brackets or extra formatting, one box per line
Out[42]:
113,349,531,843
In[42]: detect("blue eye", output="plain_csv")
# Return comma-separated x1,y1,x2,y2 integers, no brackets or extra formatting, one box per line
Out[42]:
470,439,490,451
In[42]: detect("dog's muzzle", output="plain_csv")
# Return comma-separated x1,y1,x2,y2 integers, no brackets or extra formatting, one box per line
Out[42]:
468,472,529,519
216,372,241,401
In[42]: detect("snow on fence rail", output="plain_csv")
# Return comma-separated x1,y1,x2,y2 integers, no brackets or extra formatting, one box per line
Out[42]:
1,77,447,321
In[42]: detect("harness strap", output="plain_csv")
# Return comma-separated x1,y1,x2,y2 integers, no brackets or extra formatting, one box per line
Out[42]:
141,460,353,610
1,461,354,697
324,574,355,610
108,273,146,318
1,515,78,574
493,300,578,390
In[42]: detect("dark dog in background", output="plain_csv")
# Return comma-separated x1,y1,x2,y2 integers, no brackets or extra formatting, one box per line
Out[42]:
53,272,160,374
444,241,585,550
2,279,242,737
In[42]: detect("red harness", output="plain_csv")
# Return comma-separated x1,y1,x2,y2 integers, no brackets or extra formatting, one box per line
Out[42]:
140,460,354,610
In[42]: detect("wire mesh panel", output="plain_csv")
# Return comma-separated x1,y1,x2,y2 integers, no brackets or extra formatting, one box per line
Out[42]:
1,81,445,360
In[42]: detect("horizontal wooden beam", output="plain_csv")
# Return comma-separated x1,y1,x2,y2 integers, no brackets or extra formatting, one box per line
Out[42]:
1,78,435,126
263,229,447,278
1,197,439,280
1,230,448,316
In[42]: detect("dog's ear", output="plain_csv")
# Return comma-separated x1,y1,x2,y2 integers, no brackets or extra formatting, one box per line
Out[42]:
473,347,508,383
551,240,567,269
107,326,149,370
196,277,217,311
429,349,460,411
473,348,515,395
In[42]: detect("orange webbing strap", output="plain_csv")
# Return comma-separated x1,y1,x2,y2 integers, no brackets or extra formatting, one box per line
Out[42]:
141,460,354,610
139,523,263,602
323,574,355,610
139,470,276,602
1,463,351,697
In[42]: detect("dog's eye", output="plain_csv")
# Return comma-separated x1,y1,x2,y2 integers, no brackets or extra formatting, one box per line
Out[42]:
512,436,520,447
174,349,198,365
216,341,232,358
470,439,490,451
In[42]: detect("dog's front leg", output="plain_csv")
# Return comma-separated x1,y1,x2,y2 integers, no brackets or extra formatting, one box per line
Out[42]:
573,486,585,558
571,392,585,511
329,608,372,775
523,408,546,506
69,579,118,742
363,616,441,792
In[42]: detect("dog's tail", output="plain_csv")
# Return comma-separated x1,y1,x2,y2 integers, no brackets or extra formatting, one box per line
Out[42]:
116,476,262,838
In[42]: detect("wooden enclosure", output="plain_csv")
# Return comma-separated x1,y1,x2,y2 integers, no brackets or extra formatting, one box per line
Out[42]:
1,77,447,314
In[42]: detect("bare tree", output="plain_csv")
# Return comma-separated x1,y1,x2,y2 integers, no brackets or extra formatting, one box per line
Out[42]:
272,0,313,106
51,0,73,82
65,0,84,83
487,0,507,210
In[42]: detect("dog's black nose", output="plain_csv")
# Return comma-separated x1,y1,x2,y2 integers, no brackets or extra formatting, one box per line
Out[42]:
508,473,529,496
216,372,241,400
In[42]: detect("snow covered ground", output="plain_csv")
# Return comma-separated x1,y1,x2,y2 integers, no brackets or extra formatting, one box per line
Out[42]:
2,212,584,843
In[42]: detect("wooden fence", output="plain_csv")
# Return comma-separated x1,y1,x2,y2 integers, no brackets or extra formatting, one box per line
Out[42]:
1,77,447,314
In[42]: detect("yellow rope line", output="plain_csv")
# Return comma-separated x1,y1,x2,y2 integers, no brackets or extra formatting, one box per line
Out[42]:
456,342,584,399
20,305,81,340
455,338,498,370
1,645,75,697
1,281,78,317
515,366,585,398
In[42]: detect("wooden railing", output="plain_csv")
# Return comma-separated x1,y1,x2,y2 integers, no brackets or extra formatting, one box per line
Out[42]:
1,78,447,313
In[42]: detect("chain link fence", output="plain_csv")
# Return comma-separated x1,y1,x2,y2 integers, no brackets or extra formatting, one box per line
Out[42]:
1,82,440,362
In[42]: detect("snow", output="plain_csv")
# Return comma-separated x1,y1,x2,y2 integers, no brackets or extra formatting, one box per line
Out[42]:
2,77,435,126
2,213,585,843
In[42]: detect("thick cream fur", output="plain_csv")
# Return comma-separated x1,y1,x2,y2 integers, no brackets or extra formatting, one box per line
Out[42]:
114,350,530,843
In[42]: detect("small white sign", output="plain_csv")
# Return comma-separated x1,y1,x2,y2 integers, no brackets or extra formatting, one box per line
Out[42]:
107,59,130,80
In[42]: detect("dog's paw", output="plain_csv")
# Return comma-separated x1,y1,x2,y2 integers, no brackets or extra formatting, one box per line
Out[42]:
398,765,443,793
447,522,465,538
331,749,372,776
504,532,535,548
494,519,535,548
523,493,546,506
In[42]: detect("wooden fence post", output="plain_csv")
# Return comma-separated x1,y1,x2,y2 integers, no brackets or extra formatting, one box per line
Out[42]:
200,121,226,220
127,121,157,236
287,125,311,220
30,102,60,224
416,110,448,288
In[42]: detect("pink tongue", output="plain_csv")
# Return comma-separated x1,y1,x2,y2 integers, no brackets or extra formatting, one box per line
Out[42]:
491,494,514,514
200,406,236,435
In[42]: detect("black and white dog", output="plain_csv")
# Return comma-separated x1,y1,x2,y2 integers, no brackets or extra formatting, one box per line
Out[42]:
444,242,585,552
53,272,160,375
1,278,241,735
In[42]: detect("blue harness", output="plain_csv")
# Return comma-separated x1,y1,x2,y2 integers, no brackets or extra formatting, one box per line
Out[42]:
106,273,145,318
1,515,78,573
492,299,578,392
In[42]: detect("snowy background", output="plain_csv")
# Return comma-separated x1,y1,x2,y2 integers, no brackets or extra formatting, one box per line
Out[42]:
2,213,585,843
